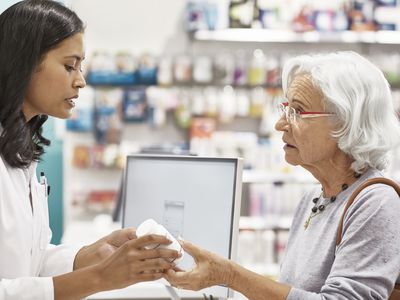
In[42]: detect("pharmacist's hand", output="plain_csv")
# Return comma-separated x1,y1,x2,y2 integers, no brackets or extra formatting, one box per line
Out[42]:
164,240,231,291
97,234,181,290
74,228,136,270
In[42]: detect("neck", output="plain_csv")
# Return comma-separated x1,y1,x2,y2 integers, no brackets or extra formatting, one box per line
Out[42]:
304,154,359,198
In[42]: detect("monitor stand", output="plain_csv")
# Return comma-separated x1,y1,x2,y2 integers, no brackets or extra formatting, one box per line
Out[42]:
165,285,182,300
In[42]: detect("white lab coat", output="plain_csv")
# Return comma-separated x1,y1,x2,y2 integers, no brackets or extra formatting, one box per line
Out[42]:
0,128,81,299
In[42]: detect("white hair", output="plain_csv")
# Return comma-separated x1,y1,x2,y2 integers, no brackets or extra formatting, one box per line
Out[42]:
282,51,400,172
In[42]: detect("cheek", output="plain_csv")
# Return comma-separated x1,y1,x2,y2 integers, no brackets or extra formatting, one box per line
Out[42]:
28,70,67,109
293,127,337,163
40,69,66,96
26,84,53,112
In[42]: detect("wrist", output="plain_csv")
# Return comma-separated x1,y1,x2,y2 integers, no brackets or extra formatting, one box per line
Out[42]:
53,264,104,300
220,259,235,287
87,264,104,292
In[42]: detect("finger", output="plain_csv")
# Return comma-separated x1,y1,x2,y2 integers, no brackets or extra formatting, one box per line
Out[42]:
132,234,172,249
136,272,164,282
140,248,181,261
137,258,174,272
164,269,186,286
164,272,196,290
108,228,137,247
180,240,204,261
180,240,196,254
172,265,184,272
165,267,192,282
124,227,137,240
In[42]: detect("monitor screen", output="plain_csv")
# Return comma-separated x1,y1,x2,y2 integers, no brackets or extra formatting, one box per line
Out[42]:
122,155,243,298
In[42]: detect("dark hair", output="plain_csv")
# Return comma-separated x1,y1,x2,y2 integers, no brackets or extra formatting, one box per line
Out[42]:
0,0,84,168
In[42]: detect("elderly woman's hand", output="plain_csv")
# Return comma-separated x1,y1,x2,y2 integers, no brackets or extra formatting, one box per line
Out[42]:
164,240,232,291
73,228,136,270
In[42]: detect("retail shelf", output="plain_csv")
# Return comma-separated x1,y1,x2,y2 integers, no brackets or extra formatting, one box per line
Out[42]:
193,29,400,44
239,216,292,230
242,169,318,184
242,263,280,278
71,166,123,171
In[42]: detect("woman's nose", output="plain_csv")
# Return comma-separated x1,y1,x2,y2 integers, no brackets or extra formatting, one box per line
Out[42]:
73,71,86,89
275,115,289,132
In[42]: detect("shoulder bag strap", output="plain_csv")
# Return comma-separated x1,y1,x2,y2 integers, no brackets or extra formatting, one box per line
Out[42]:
336,177,400,246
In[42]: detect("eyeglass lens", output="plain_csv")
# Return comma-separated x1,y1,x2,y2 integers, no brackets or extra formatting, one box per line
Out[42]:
279,103,297,124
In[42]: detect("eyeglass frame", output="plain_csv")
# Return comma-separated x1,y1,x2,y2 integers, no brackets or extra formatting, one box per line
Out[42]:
278,102,335,124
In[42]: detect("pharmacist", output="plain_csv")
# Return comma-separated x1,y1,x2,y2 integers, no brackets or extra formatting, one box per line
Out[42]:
0,1,179,299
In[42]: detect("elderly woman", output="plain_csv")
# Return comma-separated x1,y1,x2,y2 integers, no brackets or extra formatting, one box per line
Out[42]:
165,51,400,299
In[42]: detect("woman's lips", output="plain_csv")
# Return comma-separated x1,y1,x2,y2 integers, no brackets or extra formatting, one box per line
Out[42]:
65,99,75,107
283,138,296,149
284,143,296,149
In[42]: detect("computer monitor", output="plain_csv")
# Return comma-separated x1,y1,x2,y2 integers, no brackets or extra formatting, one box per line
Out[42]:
122,154,243,299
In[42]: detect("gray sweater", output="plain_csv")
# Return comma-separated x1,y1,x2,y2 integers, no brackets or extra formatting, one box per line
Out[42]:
278,169,400,299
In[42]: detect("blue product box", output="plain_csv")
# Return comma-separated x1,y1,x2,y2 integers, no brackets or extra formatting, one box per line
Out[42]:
66,108,93,132
137,67,157,85
94,106,118,144
123,88,147,122
87,71,138,86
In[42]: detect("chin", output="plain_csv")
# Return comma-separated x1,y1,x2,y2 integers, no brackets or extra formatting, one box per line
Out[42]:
284,154,301,166
49,110,72,119
63,111,73,119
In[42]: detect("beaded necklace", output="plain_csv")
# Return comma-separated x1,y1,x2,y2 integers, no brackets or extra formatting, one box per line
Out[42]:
303,184,348,229
303,172,361,230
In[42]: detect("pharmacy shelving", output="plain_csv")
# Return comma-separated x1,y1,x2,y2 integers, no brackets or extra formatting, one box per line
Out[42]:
239,215,292,231
193,29,400,44
242,169,317,184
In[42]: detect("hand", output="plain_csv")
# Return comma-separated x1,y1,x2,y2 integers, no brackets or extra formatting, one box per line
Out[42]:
74,228,136,270
96,234,181,291
164,240,232,291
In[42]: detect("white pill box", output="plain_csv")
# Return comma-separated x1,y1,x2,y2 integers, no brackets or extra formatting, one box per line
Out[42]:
136,218,184,263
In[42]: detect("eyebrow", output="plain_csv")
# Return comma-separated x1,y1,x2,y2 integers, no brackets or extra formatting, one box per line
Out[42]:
292,98,310,109
64,55,85,61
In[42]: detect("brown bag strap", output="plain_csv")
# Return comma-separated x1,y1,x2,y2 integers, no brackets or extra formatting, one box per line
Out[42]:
336,177,400,246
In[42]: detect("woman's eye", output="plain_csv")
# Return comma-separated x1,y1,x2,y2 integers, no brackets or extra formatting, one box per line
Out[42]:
65,65,75,72
293,106,304,113
291,107,300,113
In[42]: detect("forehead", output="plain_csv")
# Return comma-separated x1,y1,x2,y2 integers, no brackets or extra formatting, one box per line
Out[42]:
287,74,323,108
47,33,85,59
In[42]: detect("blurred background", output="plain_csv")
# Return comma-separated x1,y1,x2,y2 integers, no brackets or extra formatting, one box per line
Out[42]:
2,0,400,279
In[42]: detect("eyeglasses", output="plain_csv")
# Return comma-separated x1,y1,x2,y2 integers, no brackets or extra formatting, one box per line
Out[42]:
278,102,334,124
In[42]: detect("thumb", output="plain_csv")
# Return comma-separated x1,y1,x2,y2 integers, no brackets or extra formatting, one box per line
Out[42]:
180,239,202,259
108,228,136,247
166,268,177,276
124,227,137,240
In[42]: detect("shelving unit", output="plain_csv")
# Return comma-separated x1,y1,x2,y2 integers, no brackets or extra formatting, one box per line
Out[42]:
242,169,317,184
193,29,400,44
239,215,292,231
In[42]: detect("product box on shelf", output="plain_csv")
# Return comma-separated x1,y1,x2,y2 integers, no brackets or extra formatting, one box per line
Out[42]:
122,88,147,122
